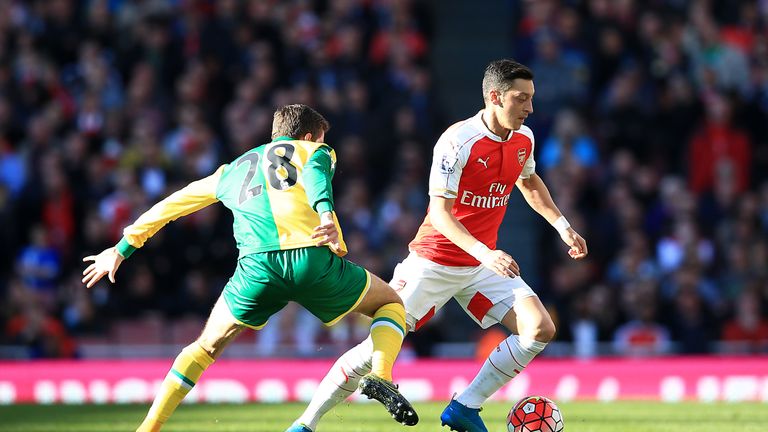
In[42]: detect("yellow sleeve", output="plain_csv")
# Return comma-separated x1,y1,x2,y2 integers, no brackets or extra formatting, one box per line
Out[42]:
116,165,226,258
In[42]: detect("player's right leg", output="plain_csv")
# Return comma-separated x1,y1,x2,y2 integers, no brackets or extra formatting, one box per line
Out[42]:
455,295,554,409
137,295,245,432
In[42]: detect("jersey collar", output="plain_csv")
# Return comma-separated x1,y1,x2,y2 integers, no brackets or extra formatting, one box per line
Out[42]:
272,136,294,142
472,110,513,142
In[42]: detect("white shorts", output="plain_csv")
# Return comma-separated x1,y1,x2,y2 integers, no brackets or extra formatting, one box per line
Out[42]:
390,252,537,331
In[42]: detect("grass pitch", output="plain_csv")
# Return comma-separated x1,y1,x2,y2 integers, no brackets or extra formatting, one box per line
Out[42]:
1,401,766,431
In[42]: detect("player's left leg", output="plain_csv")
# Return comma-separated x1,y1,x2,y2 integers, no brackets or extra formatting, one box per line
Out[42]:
442,272,554,432
137,295,246,432
455,295,555,409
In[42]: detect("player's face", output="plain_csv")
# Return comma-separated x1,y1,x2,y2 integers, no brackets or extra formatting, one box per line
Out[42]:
498,79,534,131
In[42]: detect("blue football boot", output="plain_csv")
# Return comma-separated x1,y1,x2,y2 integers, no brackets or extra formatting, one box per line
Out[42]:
284,422,313,432
440,399,488,432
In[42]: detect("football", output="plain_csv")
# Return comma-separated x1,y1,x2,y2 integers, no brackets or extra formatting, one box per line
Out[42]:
507,395,564,432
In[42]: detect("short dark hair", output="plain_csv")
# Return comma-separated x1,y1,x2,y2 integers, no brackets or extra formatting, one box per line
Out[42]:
271,104,330,140
482,59,534,103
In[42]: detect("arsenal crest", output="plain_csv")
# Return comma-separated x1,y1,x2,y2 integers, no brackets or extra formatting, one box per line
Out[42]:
517,148,527,165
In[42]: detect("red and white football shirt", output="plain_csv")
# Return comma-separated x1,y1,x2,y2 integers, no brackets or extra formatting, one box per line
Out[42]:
409,110,536,266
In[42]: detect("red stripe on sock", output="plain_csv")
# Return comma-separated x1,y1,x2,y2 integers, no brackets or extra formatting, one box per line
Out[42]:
342,360,364,377
341,367,349,384
335,382,356,392
504,339,525,369
488,357,516,379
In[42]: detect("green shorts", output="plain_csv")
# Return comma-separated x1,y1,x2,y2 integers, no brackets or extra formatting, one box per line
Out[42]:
222,247,370,329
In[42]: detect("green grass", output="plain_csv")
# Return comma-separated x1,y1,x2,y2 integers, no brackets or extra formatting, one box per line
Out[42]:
1,401,767,431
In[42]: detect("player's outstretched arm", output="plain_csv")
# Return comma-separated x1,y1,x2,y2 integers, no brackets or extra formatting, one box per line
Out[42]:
119,167,224,258
82,247,124,288
81,166,225,290
516,173,588,259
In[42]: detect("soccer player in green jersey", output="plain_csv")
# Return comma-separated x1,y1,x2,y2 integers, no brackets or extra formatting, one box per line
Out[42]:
82,104,418,432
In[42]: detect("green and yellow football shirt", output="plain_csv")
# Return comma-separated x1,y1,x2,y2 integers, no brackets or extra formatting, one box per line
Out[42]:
115,137,347,259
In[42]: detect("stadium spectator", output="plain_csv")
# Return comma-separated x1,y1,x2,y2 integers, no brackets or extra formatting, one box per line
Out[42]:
16,225,61,302
721,289,768,353
666,284,715,354
538,109,599,172
684,5,752,97
5,300,76,359
688,92,751,195
613,293,671,356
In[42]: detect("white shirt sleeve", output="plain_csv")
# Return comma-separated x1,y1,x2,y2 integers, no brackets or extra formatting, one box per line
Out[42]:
428,133,471,198
517,126,536,180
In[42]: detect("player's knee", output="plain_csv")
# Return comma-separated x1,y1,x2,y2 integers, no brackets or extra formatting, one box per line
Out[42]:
372,278,403,306
195,329,232,358
520,316,556,343
535,318,556,343
194,336,219,358
374,293,403,315
387,293,404,306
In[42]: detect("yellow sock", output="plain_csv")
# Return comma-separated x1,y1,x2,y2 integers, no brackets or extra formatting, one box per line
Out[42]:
370,302,406,381
137,342,215,432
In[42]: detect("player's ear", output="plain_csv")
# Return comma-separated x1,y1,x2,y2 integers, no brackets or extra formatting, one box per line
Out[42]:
302,132,313,141
491,90,503,108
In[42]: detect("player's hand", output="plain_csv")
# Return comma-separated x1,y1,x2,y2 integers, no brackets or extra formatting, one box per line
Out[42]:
312,212,341,253
479,249,520,278
559,228,588,260
82,247,124,288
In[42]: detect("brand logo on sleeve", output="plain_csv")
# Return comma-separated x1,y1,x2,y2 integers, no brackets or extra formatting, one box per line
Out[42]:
440,153,457,174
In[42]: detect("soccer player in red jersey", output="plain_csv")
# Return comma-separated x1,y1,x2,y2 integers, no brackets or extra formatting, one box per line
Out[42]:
287,59,588,432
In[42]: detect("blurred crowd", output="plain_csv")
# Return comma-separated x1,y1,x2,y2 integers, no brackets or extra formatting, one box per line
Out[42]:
0,0,437,358
1,0,767,359
498,0,768,357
